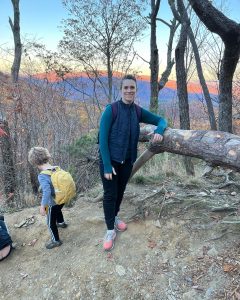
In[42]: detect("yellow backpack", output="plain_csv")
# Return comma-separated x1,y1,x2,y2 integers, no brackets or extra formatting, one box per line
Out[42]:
41,167,76,205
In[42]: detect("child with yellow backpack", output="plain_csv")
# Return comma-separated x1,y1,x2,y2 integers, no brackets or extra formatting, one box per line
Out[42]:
28,147,76,249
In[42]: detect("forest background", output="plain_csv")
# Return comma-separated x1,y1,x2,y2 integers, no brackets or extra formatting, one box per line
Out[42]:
0,0,240,209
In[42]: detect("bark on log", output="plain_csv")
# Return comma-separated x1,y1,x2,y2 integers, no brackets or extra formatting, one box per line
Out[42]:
132,127,240,176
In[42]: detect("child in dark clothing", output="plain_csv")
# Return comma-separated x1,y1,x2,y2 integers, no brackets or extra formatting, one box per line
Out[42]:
28,147,67,249
0,215,13,261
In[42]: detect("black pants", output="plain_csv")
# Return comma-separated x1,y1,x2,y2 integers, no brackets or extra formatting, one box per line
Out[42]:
47,204,64,241
99,159,133,230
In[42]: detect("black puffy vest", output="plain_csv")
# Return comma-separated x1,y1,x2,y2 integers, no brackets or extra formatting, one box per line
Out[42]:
109,100,140,164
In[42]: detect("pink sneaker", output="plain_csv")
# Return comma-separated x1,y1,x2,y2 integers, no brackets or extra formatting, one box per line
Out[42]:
103,230,116,251
115,217,127,232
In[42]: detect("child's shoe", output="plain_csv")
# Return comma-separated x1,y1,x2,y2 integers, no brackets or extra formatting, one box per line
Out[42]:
114,216,127,232
45,240,62,249
103,230,116,251
57,222,68,228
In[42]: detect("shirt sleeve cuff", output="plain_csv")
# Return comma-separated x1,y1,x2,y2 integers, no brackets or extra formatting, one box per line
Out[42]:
154,127,165,135
104,164,112,174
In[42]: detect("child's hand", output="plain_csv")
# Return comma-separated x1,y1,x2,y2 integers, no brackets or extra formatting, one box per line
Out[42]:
40,205,46,216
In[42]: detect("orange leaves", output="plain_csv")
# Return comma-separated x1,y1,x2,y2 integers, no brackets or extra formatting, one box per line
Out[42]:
223,263,238,273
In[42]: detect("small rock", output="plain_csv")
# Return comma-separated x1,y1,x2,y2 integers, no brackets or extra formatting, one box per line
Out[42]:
155,220,161,228
199,192,208,197
28,238,38,246
162,258,169,264
184,276,193,285
12,242,18,248
91,195,103,203
182,290,198,300
192,285,204,291
207,247,218,257
85,216,104,224
167,295,176,300
231,191,237,196
116,265,126,276
210,189,216,194
75,291,81,299
205,287,214,298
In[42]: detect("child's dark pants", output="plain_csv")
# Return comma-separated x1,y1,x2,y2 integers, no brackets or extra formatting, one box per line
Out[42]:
47,204,64,241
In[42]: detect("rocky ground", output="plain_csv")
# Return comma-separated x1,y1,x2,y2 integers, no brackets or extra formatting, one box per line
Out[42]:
1,173,240,300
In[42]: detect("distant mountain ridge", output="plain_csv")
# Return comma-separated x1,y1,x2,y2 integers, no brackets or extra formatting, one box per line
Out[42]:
33,71,219,107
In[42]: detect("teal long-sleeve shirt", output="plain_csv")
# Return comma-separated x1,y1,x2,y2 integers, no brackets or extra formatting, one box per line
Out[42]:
99,105,167,173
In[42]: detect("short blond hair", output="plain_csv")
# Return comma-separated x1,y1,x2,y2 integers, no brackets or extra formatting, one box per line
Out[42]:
28,147,51,166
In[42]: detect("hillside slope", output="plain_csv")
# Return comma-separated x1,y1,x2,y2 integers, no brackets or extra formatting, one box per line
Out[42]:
1,180,240,300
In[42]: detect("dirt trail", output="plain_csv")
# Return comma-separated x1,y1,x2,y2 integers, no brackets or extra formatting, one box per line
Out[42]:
1,182,240,300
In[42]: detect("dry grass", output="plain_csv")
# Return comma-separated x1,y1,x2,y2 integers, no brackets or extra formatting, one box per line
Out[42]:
131,151,205,185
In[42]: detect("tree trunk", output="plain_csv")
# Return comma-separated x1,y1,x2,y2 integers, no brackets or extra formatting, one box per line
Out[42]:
169,0,217,130
158,17,177,92
132,126,240,176
175,0,194,175
0,120,16,200
9,0,22,83
218,44,239,132
106,53,113,103
150,0,161,113
188,0,240,133
26,132,39,194
28,163,39,195
0,0,22,203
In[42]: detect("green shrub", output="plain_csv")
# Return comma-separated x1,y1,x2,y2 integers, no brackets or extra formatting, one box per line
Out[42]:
67,130,98,158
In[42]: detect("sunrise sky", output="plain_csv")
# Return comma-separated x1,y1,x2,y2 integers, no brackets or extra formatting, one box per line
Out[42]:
0,0,240,76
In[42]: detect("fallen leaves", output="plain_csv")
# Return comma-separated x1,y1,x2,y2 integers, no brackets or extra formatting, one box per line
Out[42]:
223,263,235,272
147,239,157,249
106,252,113,260
27,238,38,247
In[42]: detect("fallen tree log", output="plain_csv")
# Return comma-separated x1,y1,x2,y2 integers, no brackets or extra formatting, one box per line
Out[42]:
132,127,240,176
